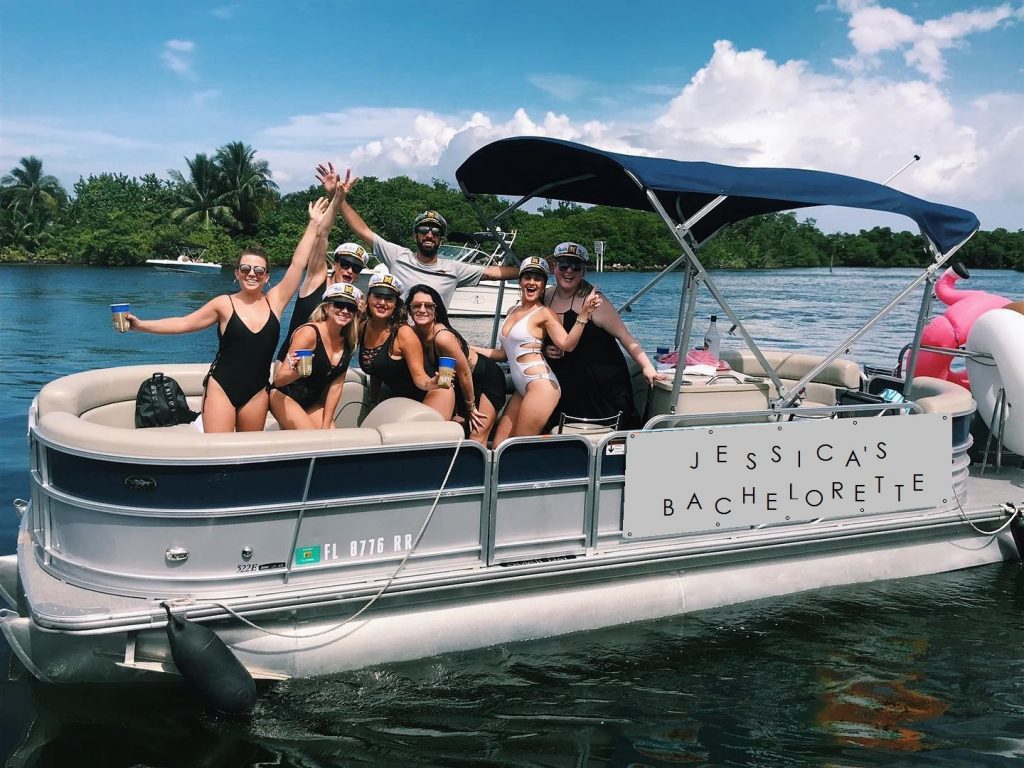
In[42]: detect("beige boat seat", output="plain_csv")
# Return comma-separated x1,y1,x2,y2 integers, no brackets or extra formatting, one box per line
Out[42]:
720,349,863,409
33,364,469,457
907,376,975,416
360,397,465,444
49,364,371,431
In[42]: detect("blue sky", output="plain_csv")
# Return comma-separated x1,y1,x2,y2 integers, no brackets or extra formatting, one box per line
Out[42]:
2,0,1022,234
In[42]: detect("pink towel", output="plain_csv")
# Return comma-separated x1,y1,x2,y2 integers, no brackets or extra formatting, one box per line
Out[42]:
685,348,731,371
657,350,679,366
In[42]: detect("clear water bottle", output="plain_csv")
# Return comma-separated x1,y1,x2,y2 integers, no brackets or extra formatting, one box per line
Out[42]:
703,315,721,359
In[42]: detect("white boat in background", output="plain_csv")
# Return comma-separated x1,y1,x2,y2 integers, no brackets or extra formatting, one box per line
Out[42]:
4,138,1024,715
440,230,520,317
145,246,221,274
356,231,519,315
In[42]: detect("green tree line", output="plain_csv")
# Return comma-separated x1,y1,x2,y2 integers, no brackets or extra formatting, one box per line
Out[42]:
2,147,1021,270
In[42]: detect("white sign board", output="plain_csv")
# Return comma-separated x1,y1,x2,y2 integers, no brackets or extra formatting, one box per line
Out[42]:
623,415,952,538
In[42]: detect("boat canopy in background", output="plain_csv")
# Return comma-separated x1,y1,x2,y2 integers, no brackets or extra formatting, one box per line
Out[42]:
455,137,979,254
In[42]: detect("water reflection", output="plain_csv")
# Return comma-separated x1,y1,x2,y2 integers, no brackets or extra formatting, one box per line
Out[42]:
3,565,1024,766
815,642,947,753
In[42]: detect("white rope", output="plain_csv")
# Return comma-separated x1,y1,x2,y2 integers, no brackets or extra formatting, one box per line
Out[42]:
167,437,466,642
952,483,1020,536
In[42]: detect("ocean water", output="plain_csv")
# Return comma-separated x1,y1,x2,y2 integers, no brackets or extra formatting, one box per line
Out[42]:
1,264,1023,766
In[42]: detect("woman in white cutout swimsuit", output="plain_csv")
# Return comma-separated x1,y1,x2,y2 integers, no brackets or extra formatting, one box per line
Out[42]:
473,257,600,447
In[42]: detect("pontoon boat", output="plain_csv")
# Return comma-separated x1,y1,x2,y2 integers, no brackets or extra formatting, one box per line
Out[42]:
3,138,1022,709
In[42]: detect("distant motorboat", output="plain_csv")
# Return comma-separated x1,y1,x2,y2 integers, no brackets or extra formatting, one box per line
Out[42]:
146,247,221,274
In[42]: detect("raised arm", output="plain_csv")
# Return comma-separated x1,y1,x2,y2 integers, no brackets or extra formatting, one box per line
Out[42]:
266,197,332,315
299,170,344,295
542,289,602,352
126,295,226,335
319,164,376,246
481,264,520,281
592,299,661,386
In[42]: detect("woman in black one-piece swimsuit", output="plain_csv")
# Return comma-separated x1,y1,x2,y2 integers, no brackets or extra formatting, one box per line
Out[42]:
358,273,439,406
126,196,332,432
270,283,360,429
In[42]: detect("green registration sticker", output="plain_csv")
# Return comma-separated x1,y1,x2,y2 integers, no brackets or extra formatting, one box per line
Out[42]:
295,545,320,565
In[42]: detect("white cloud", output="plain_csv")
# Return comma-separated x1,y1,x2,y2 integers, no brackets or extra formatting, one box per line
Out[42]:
211,4,239,19
834,0,1016,80
252,24,1022,232
527,73,595,101
161,39,197,79
6,3,1021,234
190,89,221,106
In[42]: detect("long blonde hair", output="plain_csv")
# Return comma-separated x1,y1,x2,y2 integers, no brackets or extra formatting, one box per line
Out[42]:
308,302,359,352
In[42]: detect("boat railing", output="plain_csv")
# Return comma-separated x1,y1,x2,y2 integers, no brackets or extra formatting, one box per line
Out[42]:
24,357,978,610
895,342,995,376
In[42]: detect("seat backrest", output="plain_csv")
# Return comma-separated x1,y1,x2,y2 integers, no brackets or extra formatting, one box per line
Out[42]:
721,350,861,389
334,367,371,427
359,397,444,430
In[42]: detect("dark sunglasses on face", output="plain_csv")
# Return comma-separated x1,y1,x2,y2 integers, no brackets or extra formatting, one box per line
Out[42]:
556,261,583,272
415,225,443,236
334,259,360,272
410,301,436,312
369,290,397,302
237,264,268,276
330,300,358,312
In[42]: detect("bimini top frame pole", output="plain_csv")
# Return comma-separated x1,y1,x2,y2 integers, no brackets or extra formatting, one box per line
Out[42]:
620,169,787,396
456,137,981,400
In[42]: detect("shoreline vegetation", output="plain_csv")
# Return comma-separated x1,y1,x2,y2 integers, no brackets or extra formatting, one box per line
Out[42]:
3,144,1022,272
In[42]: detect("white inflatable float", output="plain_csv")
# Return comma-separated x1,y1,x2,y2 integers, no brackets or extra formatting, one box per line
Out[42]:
966,308,1024,453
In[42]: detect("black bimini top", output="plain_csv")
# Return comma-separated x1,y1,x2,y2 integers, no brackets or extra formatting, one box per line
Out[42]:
455,137,979,254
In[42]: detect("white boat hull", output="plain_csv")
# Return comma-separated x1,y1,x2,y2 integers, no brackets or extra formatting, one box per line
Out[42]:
448,280,520,317
145,259,222,274
3,362,1022,686
2,498,1017,684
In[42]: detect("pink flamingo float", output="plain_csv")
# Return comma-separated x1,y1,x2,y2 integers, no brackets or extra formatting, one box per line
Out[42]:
914,265,1010,388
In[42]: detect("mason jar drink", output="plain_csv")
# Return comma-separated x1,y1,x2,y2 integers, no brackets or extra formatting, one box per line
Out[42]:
295,349,314,377
437,356,456,389
111,303,131,333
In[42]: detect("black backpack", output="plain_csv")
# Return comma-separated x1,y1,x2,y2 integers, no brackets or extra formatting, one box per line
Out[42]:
134,372,200,428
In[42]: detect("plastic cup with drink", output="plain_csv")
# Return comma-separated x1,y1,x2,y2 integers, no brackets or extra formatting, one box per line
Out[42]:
111,303,131,333
294,349,314,377
437,356,456,389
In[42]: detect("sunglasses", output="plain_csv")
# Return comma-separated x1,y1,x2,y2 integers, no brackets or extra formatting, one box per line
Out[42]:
556,261,584,272
410,301,436,312
334,259,361,272
415,225,443,236
237,264,268,276
369,290,397,302
329,300,358,312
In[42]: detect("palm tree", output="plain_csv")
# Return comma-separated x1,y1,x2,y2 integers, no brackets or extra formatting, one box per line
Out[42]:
213,141,278,234
1,156,67,248
168,153,236,229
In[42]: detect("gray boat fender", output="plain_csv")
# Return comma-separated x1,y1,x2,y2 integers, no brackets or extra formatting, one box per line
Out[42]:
161,602,257,715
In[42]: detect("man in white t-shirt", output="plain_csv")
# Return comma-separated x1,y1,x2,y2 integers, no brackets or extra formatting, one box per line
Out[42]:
320,164,519,308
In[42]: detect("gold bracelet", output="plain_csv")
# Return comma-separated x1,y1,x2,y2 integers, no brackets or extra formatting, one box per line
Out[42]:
576,316,589,326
